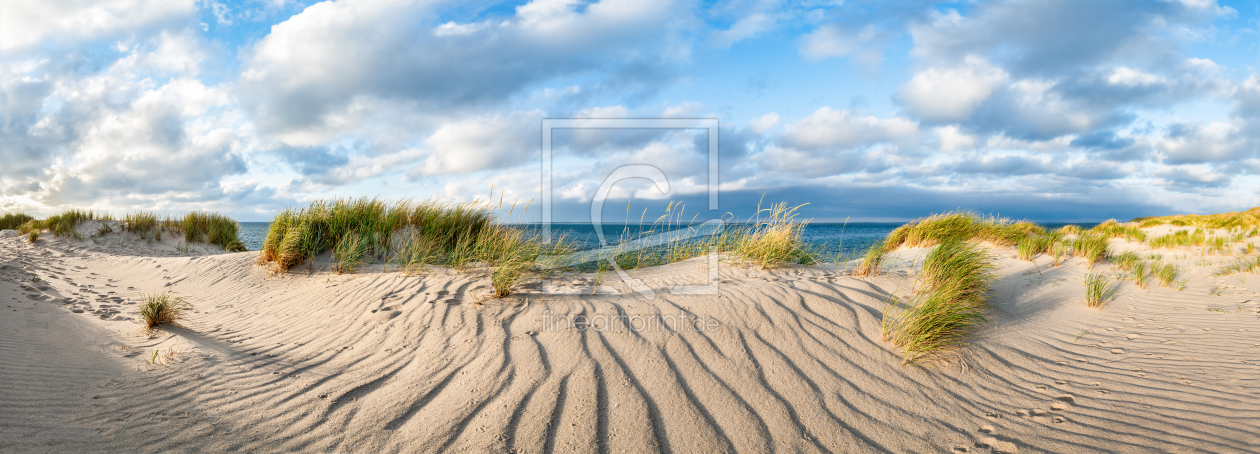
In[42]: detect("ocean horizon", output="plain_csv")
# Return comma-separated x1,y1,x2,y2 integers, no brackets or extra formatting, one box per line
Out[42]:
237,221,1103,257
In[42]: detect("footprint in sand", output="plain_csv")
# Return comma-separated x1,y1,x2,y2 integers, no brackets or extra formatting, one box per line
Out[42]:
975,437,1019,453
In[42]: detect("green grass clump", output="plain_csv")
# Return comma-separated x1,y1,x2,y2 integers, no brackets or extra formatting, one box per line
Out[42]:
331,230,370,274
11,209,244,251
882,240,995,365
390,231,439,275
1153,262,1180,288
27,231,39,243
1071,234,1110,267
138,292,192,332
182,212,246,252
1112,251,1142,271
1050,242,1067,266
259,198,495,272
1058,225,1084,236
730,202,815,269
853,243,887,276
1015,233,1060,261
124,212,159,239
45,209,96,237
1215,256,1260,276
19,220,41,235
1131,207,1260,231
0,213,34,230
883,211,1043,251
1091,219,1147,242
1130,260,1150,289
259,197,566,297
1084,272,1116,308
1146,229,1239,255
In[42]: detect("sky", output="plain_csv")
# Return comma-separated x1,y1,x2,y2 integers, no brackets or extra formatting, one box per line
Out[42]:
1,0,1258,222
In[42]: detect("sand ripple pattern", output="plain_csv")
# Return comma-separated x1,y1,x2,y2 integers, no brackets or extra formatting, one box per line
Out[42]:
1,234,1258,453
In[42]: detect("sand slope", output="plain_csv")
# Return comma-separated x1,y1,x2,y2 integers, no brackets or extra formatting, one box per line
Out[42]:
1,231,1258,453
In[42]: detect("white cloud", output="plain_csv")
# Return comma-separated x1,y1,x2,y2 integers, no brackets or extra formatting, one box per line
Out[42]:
749,112,779,134
238,0,688,138
896,56,1008,122
1158,121,1247,164
799,24,881,63
1106,67,1165,87
416,110,543,175
936,126,976,152
0,0,196,52
782,107,917,149
710,13,772,48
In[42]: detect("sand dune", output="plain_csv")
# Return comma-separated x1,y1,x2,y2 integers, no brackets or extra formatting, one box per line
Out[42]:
1,229,1258,453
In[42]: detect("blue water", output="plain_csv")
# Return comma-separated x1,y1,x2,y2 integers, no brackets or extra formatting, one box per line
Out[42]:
236,221,1099,258
239,222,272,252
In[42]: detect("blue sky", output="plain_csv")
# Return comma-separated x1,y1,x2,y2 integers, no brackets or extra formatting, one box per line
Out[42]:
1,0,1258,222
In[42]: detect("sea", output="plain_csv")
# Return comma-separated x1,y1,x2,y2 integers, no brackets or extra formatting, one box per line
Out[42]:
238,221,1100,259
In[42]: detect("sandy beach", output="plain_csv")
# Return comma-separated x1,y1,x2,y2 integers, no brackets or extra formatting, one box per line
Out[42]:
2,219,1258,454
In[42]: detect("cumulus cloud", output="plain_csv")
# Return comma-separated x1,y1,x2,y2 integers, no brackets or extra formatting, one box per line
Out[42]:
908,0,1228,75
897,56,1008,122
415,110,543,175
799,25,883,69
748,113,779,134
1,29,249,211
3,0,1258,221
1158,121,1250,164
782,107,917,149
0,0,196,52
238,0,689,138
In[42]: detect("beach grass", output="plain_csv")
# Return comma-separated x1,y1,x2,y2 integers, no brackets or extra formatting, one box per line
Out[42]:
260,196,819,296
1153,262,1180,288
1071,234,1110,267
1215,256,1260,276
1050,241,1066,266
1058,224,1084,236
1112,251,1142,271
1091,219,1147,242
138,292,193,332
27,231,39,243
259,197,565,297
1131,206,1260,230
0,213,34,231
331,230,370,274
1016,233,1060,261
1084,272,1115,308
729,202,815,269
1130,260,1150,288
852,243,887,276
882,211,1043,251
882,239,995,365
12,209,244,251
182,212,247,252
261,197,497,272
